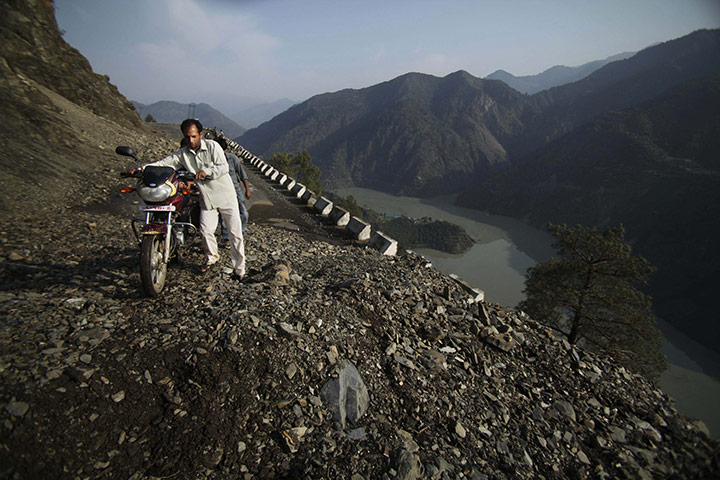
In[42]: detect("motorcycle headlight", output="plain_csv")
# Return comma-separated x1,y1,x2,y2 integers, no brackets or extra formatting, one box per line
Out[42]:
138,183,174,203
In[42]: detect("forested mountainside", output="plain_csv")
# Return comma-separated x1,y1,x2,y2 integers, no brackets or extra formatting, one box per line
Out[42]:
519,29,720,158
132,100,247,138
240,28,720,217
241,29,720,196
241,70,532,195
485,51,635,94
458,74,720,352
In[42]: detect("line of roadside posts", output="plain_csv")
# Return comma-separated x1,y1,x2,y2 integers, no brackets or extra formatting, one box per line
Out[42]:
222,137,485,303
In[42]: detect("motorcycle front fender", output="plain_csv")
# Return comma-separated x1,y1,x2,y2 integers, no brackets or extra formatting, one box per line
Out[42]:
140,224,174,263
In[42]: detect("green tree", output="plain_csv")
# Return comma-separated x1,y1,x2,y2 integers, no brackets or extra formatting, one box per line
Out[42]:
269,151,322,195
519,223,666,381
290,151,322,195
144,114,156,122
337,195,363,218
269,152,292,173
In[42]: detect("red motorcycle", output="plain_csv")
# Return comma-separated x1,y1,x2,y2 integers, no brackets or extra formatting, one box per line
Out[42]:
116,146,200,296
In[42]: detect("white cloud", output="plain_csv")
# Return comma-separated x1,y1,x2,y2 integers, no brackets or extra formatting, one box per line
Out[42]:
159,0,223,51
122,0,283,105
158,0,279,64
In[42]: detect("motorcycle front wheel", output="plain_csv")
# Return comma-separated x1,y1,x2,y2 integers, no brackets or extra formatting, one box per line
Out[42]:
140,235,168,297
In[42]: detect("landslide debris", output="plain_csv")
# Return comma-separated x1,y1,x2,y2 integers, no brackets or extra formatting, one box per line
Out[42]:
2,210,718,479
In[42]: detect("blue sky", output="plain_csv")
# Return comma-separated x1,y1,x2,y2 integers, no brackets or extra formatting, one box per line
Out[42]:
54,0,720,113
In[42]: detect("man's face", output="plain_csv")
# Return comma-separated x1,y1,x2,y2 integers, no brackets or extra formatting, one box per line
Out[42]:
182,125,202,151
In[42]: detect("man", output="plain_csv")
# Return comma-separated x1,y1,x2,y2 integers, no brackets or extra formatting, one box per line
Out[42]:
133,119,245,279
216,137,250,235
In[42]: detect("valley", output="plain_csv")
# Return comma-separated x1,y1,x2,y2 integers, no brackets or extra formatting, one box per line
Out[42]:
240,28,720,361
338,187,720,438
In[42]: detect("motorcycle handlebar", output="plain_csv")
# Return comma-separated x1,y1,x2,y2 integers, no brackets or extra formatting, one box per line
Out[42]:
177,171,196,182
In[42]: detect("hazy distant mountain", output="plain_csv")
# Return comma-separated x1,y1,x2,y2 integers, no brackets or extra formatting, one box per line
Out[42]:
230,98,297,129
132,100,247,138
486,51,635,94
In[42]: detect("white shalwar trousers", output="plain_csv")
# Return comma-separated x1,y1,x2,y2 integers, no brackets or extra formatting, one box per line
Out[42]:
199,200,245,276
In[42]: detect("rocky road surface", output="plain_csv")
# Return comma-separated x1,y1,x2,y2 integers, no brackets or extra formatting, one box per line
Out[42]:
1,141,718,479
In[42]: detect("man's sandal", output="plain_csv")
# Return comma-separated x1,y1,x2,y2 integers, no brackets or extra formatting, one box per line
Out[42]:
200,263,216,274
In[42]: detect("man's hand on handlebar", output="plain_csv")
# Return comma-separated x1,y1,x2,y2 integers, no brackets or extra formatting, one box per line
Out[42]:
178,180,196,191
122,167,142,177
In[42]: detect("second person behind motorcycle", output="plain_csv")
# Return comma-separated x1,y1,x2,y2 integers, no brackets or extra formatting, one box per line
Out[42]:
143,119,246,280
216,136,250,239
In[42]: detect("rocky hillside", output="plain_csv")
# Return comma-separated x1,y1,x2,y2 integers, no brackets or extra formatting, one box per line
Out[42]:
1,0,141,131
3,207,719,478
0,1,718,478
0,0,165,214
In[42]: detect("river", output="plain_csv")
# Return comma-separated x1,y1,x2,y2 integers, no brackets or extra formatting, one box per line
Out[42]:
337,187,720,438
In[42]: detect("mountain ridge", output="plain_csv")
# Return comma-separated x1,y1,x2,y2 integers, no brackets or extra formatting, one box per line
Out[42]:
230,98,297,129
132,99,247,139
241,29,720,195
486,51,636,94
241,70,530,194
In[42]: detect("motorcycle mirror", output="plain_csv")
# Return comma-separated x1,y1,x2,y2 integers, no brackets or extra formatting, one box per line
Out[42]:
115,146,138,160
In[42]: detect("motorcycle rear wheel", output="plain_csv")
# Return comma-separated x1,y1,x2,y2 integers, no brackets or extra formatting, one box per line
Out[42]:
140,235,167,296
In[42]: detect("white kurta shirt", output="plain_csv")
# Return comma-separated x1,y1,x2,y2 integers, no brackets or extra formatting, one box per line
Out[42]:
148,139,236,210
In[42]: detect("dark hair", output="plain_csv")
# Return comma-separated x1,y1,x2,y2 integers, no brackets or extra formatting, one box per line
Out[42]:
216,137,228,150
180,138,188,148
180,118,203,133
